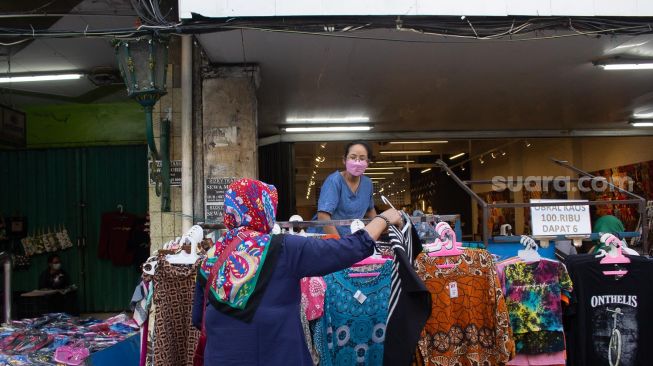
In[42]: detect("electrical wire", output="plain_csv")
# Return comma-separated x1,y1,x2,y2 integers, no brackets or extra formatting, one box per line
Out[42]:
0,16,651,43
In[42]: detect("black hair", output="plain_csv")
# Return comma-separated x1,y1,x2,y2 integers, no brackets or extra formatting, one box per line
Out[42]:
47,254,60,263
343,140,374,161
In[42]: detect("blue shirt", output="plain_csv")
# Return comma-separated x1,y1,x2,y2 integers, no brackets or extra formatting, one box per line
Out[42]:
318,171,375,237
314,261,392,366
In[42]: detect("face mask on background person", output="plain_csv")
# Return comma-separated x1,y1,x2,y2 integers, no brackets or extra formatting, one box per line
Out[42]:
346,159,368,176
51,263,61,270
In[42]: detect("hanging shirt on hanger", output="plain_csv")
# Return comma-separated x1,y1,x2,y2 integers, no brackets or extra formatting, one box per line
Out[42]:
565,254,653,366
415,248,515,366
500,260,573,355
383,217,432,366
314,261,392,366
98,211,138,266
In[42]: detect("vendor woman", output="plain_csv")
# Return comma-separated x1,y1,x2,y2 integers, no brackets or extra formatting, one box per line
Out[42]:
317,140,376,237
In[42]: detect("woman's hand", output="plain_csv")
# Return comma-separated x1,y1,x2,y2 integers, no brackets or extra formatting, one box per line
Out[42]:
364,208,404,241
379,208,403,228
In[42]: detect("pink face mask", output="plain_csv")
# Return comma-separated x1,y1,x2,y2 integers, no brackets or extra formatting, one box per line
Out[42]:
345,159,368,176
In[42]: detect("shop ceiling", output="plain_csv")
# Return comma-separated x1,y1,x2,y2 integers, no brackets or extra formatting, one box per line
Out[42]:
2,1,653,139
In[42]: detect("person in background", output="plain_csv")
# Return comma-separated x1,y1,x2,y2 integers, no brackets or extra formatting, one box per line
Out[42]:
38,254,69,290
589,213,639,255
192,178,403,365
317,140,376,237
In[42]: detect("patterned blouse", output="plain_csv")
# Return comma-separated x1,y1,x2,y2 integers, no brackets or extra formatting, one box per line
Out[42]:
415,249,515,366
314,261,392,366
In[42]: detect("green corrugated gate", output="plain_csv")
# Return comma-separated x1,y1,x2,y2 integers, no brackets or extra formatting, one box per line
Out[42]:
0,145,147,312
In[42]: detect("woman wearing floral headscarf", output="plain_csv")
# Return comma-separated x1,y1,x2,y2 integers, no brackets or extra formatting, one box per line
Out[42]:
192,178,401,366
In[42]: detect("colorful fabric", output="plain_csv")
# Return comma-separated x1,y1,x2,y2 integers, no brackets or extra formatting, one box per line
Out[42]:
153,257,201,366
198,178,278,310
301,277,327,321
415,248,515,366
500,260,572,354
314,261,392,366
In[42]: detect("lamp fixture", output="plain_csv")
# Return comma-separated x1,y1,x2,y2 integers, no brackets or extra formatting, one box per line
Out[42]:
524,140,532,147
0,73,85,83
389,140,448,144
379,150,431,155
286,116,369,123
449,152,465,160
595,61,653,70
490,152,497,159
479,157,485,165
366,167,404,170
374,160,393,164
394,160,415,163
114,33,170,211
633,112,653,119
629,119,653,127
420,168,432,174
283,125,372,132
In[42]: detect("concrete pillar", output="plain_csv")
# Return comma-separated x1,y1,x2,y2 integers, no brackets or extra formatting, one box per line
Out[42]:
200,65,260,224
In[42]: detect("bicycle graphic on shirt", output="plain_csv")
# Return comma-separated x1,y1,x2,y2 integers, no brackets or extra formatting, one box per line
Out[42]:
607,307,623,366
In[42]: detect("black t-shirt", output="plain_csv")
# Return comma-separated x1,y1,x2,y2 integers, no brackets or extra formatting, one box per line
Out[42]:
565,254,653,366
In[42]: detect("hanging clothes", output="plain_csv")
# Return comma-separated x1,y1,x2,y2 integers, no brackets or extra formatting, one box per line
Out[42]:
498,259,572,365
383,217,432,366
415,248,515,366
153,257,201,366
98,211,138,266
564,254,653,366
314,260,392,366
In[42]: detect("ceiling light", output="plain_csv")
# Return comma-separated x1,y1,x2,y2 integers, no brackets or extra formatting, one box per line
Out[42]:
597,62,653,70
525,140,532,147
501,151,507,156
450,152,465,160
394,160,415,163
490,152,497,159
0,73,85,83
286,116,369,123
461,166,466,171
389,141,448,144
374,161,393,164
479,157,485,165
633,112,653,119
629,119,653,127
421,168,432,174
366,167,404,170
379,150,431,155
365,172,394,175
283,126,372,132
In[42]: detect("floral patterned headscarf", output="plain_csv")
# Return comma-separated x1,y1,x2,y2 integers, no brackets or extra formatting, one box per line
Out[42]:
199,178,278,310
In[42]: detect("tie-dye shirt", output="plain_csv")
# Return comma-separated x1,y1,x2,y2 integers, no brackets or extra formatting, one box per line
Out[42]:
500,260,572,354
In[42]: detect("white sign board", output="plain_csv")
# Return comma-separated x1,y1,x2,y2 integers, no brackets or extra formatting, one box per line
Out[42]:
180,0,653,19
530,199,591,236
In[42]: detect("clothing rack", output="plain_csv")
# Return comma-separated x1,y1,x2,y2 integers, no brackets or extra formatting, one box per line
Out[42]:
435,158,648,252
198,214,463,241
